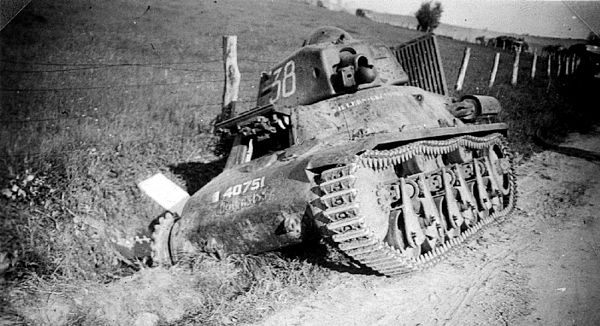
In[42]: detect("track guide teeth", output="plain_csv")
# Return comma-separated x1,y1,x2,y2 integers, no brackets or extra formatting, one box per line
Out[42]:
359,250,401,261
349,251,389,260
332,228,370,242
321,189,357,208
346,244,383,256
361,255,398,265
326,217,365,231
339,238,378,251
369,261,406,270
322,203,359,221
319,175,356,194
321,164,357,182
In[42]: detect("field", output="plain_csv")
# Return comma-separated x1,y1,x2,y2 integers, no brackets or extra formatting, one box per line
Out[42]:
1,0,598,325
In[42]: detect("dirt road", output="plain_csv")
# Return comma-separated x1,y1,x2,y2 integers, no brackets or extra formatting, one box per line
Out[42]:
259,146,600,325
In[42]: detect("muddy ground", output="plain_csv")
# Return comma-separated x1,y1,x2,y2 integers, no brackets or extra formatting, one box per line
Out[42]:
258,135,600,326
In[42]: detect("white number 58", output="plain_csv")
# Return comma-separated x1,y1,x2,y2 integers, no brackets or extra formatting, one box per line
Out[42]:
269,60,296,104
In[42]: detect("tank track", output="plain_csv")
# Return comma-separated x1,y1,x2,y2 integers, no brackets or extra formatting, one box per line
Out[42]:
311,133,516,276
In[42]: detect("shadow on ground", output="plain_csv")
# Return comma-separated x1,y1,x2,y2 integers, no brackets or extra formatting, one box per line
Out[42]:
169,158,226,195
279,241,380,276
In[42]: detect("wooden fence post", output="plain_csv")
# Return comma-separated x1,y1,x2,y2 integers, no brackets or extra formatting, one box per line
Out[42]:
511,48,521,85
566,56,571,75
221,35,241,121
455,47,470,91
531,50,537,79
570,55,574,73
222,35,245,170
557,54,562,77
489,52,500,88
546,54,552,91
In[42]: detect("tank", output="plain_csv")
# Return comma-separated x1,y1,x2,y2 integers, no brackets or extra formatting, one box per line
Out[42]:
152,27,517,276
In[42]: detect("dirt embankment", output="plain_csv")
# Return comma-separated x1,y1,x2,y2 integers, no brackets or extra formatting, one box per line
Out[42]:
259,148,600,325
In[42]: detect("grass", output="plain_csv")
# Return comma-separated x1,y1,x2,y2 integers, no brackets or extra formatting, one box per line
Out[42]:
0,0,598,325
5,251,329,325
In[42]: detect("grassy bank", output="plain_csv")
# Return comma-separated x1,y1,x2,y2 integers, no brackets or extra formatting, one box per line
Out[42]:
1,0,597,324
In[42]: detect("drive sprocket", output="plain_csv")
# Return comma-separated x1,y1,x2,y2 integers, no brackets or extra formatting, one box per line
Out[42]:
151,212,178,266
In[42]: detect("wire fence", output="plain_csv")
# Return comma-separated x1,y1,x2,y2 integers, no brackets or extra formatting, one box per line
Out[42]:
0,79,224,92
0,47,583,160
0,56,274,159
0,98,258,124
0,57,277,67
0,55,274,130
0,58,276,91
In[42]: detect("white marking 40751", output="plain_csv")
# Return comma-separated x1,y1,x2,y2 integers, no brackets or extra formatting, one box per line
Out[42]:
214,177,266,202
269,60,296,104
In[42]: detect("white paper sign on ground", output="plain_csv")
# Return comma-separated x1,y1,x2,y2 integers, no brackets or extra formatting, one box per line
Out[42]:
138,173,190,215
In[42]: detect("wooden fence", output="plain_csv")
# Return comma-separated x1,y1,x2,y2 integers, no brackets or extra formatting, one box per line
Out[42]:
454,46,580,90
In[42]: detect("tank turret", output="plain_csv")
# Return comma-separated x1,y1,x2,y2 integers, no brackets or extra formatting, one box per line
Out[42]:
256,26,408,108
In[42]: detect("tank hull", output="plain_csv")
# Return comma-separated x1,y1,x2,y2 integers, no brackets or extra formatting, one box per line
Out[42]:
169,121,508,259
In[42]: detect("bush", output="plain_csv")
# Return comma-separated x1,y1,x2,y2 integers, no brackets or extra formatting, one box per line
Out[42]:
415,1,443,33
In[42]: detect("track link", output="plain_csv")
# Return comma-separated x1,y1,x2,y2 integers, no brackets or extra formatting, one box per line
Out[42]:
312,133,516,276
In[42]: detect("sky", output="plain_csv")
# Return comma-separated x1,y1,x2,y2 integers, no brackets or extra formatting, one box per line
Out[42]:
342,0,600,39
